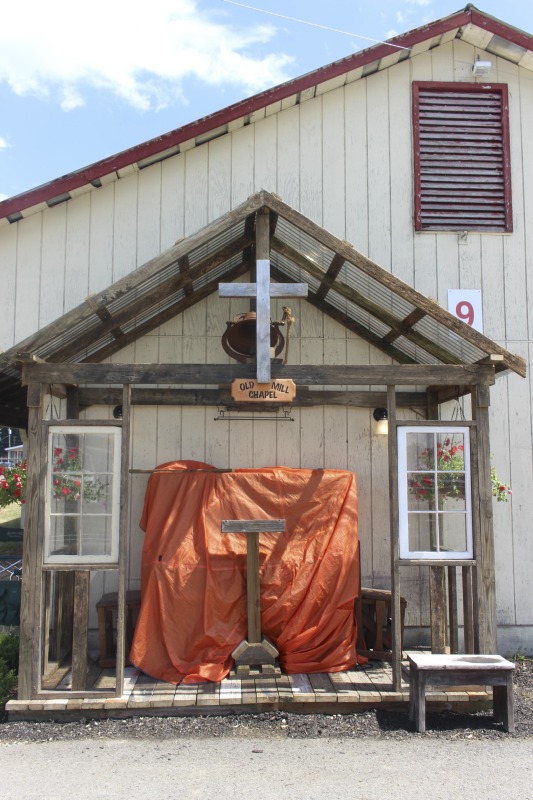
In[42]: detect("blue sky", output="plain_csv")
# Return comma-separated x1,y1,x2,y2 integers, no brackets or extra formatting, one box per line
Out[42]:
1,0,533,201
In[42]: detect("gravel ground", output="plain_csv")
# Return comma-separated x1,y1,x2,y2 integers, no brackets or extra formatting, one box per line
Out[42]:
1,657,531,744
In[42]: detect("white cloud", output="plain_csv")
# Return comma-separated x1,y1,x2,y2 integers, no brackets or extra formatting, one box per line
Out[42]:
0,0,294,112
0,137,11,150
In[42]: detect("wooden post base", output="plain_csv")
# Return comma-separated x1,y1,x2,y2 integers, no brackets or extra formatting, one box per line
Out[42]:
231,636,281,676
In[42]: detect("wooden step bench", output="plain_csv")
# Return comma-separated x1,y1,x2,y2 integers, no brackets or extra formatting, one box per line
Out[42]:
408,652,515,733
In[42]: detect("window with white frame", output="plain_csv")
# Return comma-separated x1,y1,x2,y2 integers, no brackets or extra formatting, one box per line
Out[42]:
398,426,473,560
44,426,121,564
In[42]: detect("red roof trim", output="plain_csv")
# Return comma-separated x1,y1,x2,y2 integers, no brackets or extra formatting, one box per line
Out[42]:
1,6,531,220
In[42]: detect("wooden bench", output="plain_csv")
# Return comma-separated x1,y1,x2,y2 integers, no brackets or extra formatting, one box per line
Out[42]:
96,590,141,668
355,587,407,660
408,652,515,733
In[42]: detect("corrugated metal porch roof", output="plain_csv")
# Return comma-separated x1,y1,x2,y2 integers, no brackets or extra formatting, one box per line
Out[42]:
0,190,525,428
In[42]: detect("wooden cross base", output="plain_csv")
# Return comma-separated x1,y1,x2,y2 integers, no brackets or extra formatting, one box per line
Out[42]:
222,518,285,675
231,637,281,676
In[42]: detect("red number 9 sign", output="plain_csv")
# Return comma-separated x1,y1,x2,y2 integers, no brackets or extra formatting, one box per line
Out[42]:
448,290,483,333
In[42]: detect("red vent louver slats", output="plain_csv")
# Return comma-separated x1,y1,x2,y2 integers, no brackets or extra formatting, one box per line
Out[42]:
413,83,512,232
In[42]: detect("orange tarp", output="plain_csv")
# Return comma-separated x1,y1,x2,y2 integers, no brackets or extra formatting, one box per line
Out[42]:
130,462,361,684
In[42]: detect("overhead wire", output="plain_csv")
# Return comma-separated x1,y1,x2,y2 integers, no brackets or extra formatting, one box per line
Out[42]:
220,0,411,50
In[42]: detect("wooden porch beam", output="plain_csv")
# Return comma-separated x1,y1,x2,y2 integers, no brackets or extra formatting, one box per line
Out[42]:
472,382,498,653
77,386,428,409
272,238,462,365
265,193,527,377
383,308,427,343
49,236,254,363
22,362,497,387
18,383,44,700
314,253,346,301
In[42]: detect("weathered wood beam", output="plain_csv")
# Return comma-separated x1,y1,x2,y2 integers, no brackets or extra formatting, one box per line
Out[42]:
383,308,427,343
264,191,526,377
0,227,255,370
178,254,194,297
18,383,44,700
85,295,125,340
472,383,497,654
22,362,497,387
77,386,428,409
272,239,462,365
50,236,254,363
269,264,415,364
81,259,254,365
315,253,345,301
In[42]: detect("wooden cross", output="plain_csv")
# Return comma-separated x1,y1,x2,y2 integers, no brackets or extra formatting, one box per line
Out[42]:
218,212,307,383
221,518,285,675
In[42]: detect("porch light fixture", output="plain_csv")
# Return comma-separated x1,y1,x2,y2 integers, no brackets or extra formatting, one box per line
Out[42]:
373,408,389,435
472,57,492,75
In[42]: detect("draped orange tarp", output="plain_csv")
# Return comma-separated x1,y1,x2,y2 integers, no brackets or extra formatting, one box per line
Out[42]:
130,461,362,684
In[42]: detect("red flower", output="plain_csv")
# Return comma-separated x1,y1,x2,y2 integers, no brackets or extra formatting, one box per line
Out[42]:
74,479,81,486
61,487,71,496
422,477,433,486
54,448,63,456
417,489,427,496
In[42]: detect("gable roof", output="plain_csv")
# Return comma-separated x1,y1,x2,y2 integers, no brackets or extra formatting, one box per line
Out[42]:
1,5,533,224
0,189,525,428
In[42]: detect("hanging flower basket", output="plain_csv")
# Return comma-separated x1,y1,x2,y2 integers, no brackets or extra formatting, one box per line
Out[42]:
0,448,105,508
0,462,27,508
407,438,511,503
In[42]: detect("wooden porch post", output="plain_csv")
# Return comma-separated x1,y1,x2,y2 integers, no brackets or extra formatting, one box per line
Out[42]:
67,386,91,692
115,383,131,697
426,391,448,653
387,385,402,691
472,382,497,653
18,383,44,700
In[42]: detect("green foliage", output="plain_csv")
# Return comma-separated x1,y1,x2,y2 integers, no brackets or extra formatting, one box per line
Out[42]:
0,629,19,708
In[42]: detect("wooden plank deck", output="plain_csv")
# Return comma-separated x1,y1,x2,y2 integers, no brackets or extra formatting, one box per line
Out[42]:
7,654,492,720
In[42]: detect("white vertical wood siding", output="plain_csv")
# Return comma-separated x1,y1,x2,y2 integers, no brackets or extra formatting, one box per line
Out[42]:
1,39,532,649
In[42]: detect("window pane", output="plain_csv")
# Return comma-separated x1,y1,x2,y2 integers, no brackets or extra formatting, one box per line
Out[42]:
439,475,466,510
439,513,468,553
49,516,79,557
407,473,436,510
406,432,434,471
408,513,437,552
81,474,111,514
81,516,114,557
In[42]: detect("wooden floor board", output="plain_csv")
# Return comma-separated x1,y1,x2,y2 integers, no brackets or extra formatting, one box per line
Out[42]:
10,658,492,718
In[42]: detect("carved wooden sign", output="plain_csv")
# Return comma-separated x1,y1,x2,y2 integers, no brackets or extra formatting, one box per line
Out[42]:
231,378,296,403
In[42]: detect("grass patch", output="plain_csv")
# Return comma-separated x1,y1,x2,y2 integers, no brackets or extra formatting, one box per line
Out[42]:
0,504,21,528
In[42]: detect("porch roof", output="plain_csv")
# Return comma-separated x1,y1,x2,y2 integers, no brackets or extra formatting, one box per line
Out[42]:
0,190,525,428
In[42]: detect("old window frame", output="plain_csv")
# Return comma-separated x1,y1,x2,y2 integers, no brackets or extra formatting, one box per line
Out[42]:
397,425,474,560
43,424,122,565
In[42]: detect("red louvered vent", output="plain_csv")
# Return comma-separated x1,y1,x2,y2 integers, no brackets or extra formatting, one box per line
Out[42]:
413,82,512,232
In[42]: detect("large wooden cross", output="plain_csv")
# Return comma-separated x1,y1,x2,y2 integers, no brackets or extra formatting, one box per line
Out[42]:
218,212,307,382
221,518,286,675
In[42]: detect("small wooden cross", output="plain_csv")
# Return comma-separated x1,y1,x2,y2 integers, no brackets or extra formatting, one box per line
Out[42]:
221,518,286,675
